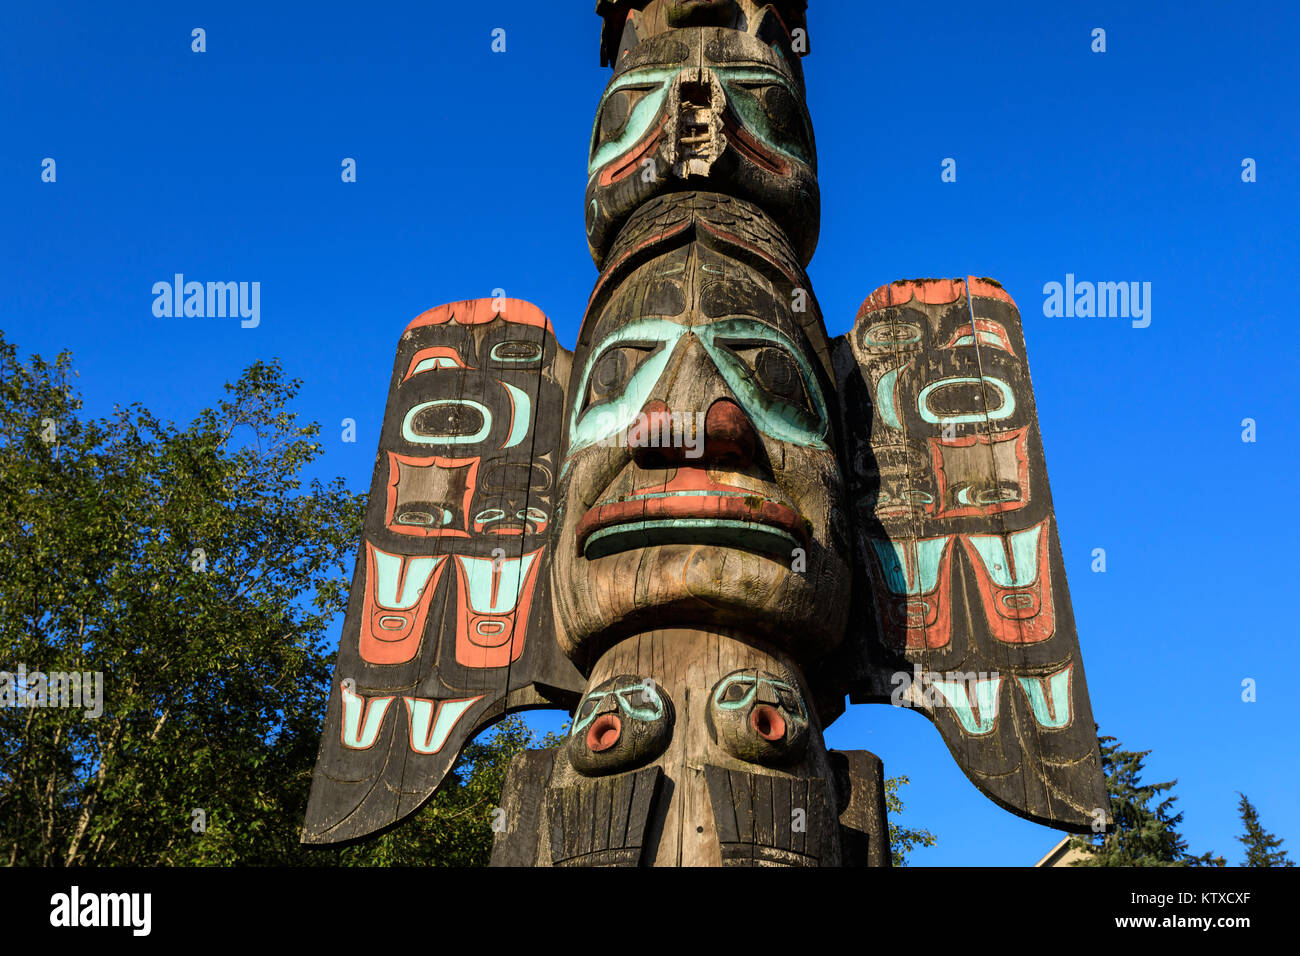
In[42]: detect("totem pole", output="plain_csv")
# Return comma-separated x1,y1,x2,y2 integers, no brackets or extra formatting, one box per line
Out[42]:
302,0,1109,866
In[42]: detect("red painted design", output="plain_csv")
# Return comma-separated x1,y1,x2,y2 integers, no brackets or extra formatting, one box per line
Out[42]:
597,115,669,186
960,520,1056,644
403,346,474,380
929,427,1030,518
857,277,1017,318
451,546,545,669
865,537,956,650
942,319,1016,355
404,299,554,334
384,452,479,538
720,112,792,175
358,543,448,666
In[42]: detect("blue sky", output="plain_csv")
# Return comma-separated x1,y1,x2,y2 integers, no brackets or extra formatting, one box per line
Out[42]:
3,0,1297,865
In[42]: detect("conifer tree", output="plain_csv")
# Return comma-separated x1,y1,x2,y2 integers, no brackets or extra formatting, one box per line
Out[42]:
1070,732,1224,866
1235,793,1294,867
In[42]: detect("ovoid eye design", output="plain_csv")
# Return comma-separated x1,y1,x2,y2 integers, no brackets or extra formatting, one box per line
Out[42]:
707,668,810,765
565,674,674,777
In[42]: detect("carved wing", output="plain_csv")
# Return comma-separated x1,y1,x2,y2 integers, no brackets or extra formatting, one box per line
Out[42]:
830,278,1108,832
302,298,584,844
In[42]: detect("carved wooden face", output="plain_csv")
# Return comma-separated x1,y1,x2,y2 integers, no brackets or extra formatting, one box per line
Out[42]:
552,245,850,666
585,27,817,268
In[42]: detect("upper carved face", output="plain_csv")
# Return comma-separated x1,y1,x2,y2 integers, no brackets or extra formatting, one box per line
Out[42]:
585,27,818,268
552,244,850,667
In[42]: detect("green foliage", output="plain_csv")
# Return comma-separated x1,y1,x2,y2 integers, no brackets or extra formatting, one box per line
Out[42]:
1069,732,1224,867
885,774,936,866
1235,793,1293,867
0,334,363,865
328,716,564,866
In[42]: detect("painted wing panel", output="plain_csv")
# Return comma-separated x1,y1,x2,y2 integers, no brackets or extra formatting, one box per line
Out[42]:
830,278,1108,832
302,299,584,844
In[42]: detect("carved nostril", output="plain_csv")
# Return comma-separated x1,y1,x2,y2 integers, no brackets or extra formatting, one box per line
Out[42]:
587,714,623,752
751,705,785,742
704,399,757,466
628,400,681,469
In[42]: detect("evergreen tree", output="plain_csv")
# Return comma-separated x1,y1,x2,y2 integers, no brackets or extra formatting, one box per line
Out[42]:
1069,732,1224,866
1235,793,1294,867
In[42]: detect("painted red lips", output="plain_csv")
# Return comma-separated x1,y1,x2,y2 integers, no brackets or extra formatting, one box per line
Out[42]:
575,467,809,558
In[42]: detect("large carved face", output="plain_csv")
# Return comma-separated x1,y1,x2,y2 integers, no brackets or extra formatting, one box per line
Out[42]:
585,26,817,267
552,244,850,666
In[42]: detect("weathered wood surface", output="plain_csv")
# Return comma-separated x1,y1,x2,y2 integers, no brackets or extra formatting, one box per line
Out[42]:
302,299,585,844
833,749,891,867
828,278,1108,831
309,0,1109,861
585,20,818,268
489,748,555,867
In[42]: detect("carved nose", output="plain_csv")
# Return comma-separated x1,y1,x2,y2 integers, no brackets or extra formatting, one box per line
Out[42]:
627,398,757,469
703,398,756,467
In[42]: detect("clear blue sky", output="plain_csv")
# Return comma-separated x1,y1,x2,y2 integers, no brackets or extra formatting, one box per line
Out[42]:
3,0,1297,866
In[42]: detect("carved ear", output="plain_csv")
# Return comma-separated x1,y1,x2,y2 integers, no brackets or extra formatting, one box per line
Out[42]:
828,278,1108,833
615,10,642,66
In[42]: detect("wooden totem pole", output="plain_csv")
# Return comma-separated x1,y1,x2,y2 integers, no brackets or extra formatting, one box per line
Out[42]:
302,0,1109,866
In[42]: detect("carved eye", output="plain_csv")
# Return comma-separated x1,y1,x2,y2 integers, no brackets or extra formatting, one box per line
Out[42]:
583,343,658,413
565,675,674,777
726,82,810,164
402,400,490,444
488,340,543,365
708,670,810,766
598,87,654,144
719,340,814,417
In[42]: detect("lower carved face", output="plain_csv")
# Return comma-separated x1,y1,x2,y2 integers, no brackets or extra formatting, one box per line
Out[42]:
565,674,675,775
552,245,851,665
707,668,810,764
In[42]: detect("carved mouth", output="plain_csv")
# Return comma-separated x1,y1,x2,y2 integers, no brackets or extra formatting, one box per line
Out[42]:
575,473,809,560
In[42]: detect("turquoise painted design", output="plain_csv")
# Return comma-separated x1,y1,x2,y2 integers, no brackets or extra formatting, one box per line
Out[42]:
1017,666,1072,729
863,322,922,348
701,318,828,448
499,381,532,449
571,681,666,736
870,536,952,596
489,341,542,364
411,355,462,374
917,375,1015,425
406,696,480,754
340,684,394,749
717,67,813,165
966,524,1041,587
875,367,904,430
402,399,491,445
371,546,443,609
712,673,802,714
568,320,677,454
455,551,537,614
568,317,829,455
583,518,799,561
956,486,1019,507
932,676,1001,735
588,66,811,177
588,67,678,174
